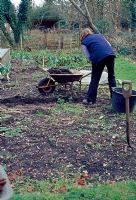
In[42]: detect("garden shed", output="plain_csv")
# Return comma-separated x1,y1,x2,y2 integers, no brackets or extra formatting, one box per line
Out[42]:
33,19,59,30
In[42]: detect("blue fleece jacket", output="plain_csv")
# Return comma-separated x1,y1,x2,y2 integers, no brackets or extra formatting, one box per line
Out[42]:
81,34,115,64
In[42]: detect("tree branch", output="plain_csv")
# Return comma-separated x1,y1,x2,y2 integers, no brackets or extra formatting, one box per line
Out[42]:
69,0,86,18
69,0,100,33
83,0,100,33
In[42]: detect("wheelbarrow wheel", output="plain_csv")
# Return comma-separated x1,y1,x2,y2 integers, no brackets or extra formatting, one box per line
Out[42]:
38,78,55,95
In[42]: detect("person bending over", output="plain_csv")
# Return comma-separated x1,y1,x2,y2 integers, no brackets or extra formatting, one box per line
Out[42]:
81,28,116,104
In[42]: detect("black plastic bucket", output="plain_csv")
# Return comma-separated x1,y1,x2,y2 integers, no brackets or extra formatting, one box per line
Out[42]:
112,87,136,113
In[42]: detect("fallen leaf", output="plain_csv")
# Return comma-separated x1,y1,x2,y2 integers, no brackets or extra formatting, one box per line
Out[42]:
27,185,33,192
77,178,86,186
60,184,67,193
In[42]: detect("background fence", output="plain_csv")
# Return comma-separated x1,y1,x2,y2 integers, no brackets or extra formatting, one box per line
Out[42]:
22,29,80,50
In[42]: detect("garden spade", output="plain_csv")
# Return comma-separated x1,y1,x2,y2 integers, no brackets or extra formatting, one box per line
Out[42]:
122,80,132,147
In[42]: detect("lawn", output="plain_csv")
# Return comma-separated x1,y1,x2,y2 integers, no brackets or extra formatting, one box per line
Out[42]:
11,180,136,200
115,57,136,88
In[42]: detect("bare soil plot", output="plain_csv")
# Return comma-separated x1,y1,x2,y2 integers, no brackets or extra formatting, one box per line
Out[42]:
0,59,136,184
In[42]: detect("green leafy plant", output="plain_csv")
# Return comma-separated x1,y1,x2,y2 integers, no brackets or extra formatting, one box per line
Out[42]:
11,50,33,60
0,63,11,75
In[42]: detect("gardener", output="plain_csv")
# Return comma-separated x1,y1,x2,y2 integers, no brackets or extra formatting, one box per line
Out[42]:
81,28,116,104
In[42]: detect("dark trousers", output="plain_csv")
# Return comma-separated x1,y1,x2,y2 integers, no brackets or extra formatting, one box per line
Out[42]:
87,55,116,102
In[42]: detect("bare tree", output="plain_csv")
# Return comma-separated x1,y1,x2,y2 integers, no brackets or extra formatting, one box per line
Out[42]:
68,0,100,33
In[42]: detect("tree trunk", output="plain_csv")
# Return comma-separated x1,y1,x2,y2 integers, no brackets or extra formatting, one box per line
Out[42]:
0,27,14,46
69,0,100,33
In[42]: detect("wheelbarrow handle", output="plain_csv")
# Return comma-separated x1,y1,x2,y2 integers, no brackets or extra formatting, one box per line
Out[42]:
122,80,132,98
80,72,92,80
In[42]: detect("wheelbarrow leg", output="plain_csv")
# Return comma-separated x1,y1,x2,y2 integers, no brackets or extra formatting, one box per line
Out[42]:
79,80,82,93
70,82,73,93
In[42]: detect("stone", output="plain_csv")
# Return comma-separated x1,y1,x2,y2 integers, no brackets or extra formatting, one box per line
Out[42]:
79,70,108,85
0,165,13,200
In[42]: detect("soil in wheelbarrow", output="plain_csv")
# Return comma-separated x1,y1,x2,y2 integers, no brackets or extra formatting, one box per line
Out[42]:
0,59,136,185
48,67,73,74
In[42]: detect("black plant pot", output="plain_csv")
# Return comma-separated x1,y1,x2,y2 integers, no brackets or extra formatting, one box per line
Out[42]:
112,87,136,113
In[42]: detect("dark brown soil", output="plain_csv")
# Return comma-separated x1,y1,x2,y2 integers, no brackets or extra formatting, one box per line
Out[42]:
0,59,136,184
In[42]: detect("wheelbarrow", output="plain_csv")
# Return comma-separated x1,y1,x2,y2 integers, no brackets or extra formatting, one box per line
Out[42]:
37,69,91,95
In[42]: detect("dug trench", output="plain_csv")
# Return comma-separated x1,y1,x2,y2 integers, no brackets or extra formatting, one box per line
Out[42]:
0,93,84,106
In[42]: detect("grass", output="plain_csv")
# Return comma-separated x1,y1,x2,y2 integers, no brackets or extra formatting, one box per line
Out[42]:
115,57,136,89
52,102,85,115
11,180,136,200
0,127,22,137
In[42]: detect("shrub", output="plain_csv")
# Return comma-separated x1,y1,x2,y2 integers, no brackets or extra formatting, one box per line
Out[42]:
95,19,113,34
112,32,136,56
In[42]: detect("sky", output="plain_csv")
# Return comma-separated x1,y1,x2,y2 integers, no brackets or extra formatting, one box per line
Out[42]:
11,0,45,7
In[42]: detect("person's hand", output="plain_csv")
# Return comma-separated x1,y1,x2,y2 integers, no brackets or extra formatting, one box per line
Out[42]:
0,178,6,193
